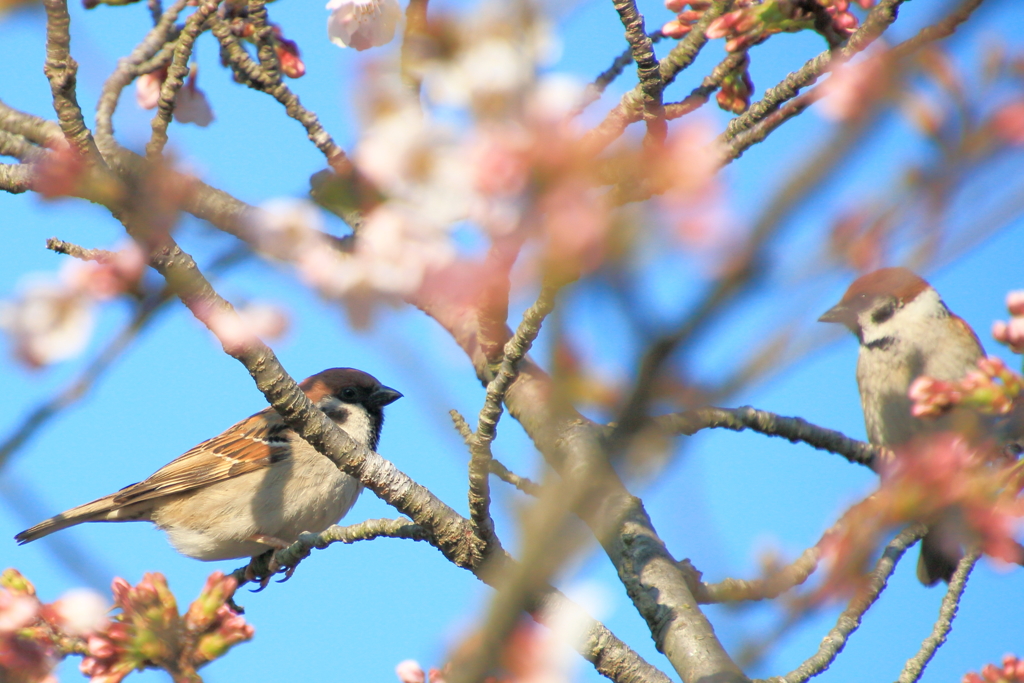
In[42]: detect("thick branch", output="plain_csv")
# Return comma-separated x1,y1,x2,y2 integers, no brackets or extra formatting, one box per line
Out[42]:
421,297,747,683
132,229,667,683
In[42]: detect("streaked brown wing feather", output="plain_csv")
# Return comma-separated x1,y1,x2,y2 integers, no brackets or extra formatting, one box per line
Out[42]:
111,408,292,506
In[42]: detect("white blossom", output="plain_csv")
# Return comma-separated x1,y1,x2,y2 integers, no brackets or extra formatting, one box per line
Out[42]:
326,0,401,51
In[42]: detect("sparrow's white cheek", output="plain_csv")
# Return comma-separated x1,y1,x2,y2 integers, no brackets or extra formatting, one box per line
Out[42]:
317,397,375,446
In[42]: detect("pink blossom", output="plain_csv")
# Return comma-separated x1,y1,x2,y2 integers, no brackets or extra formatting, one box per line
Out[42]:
276,36,305,78
817,51,888,121
136,67,167,110
994,290,1024,354
396,660,426,683
137,65,214,126
51,589,109,637
0,274,95,368
204,302,290,354
0,592,38,633
251,198,327,260
174,67,214,127
62,243,146,301
326,0,400,51
992,101,1024,145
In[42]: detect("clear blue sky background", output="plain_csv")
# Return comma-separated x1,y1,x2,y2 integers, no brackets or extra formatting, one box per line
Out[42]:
1,1,1024,682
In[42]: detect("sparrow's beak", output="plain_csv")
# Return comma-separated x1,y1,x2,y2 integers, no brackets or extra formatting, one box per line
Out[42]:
369,385,403,407
818,302,857,327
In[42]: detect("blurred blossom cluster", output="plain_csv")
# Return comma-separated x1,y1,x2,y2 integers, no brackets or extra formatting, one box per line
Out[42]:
818,433,1024,595
247,1,732,323
964,654,1024,683
0,568,109,683
395,603,597,683
0,243,144,368
823,46,1024,273
909,357,1024,419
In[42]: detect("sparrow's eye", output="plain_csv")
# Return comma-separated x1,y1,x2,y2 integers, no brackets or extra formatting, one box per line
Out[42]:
871,300,896,325
340,387,358,401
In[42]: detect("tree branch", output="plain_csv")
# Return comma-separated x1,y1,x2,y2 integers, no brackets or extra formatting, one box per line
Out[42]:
0,162,32,193
756,525,926,683
145,0,218,158
611,0,665,143
658,406,884,469
42,0,104,163
468,285,558,557
896,551,980,683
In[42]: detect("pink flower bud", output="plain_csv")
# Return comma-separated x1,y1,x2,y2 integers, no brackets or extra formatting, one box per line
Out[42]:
1007,291,1024,316
664,0,687,11
661,18,692,38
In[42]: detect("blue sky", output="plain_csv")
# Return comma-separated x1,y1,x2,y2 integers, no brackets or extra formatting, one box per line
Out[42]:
2,1,1024,682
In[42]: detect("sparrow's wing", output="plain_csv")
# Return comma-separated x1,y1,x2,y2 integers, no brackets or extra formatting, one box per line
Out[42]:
111,408,293,506
951,313,985,354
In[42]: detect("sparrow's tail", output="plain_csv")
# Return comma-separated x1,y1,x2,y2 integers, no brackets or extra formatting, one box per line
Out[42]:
916,526,962,586
14,492,147,544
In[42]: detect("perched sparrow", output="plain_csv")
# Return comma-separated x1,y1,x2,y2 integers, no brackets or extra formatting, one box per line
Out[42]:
819,267,983,585
16,368,401,564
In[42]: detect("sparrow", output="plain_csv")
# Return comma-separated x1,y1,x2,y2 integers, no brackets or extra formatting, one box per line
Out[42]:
819,267,984,586
15,368,402,564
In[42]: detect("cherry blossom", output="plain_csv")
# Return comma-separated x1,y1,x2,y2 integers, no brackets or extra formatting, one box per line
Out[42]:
326,0,401,51
396,659,426,683
993,290,1024,353
136,65,214,127
50,590,109,638
203,302,290,355
0,275,95,368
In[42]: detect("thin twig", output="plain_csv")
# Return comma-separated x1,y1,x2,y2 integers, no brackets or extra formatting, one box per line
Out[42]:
231,518,433,587
95,0,186,149
0,130,49,163
146,0,218,158
488,460,542,497
579,30,665,112
697,546,820,604
208,18,354,175
659,405,884,470
45,237,118,262
756,525,926,683
42,0,105,163
896,551,980,683
611,0,665,143
585,0,733,155
723,0,906,142
468,285,559,555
